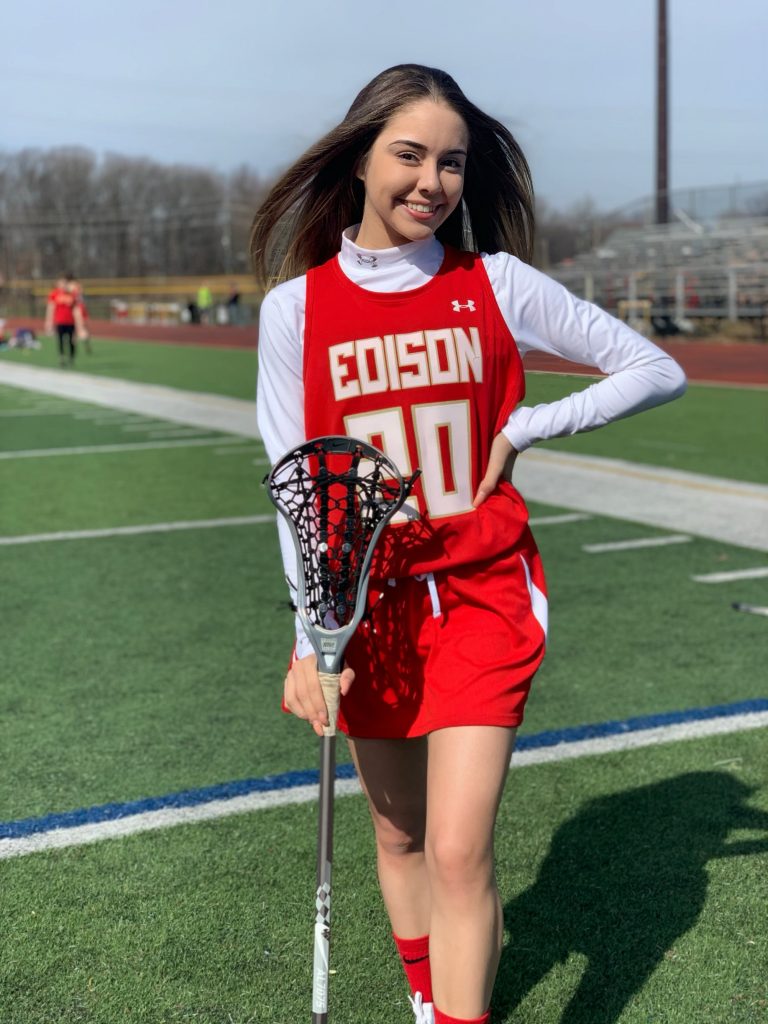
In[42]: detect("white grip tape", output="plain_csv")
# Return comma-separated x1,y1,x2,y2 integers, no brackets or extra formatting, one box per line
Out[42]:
312,920,330,1014
318,672,341,738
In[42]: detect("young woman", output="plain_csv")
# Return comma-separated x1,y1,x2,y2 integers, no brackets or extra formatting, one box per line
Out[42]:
254,64,686,1024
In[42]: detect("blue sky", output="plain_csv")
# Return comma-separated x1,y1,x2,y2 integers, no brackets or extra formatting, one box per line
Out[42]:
6,0,767,210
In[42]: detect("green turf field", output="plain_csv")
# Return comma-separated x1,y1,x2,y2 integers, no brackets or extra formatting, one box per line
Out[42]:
1,734,766,1023
3,334,766,482
0,347,766,1023
0,335,258,399
525,372,768,484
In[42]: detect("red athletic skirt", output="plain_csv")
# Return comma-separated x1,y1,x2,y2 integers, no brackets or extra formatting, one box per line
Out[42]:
337,527,547,739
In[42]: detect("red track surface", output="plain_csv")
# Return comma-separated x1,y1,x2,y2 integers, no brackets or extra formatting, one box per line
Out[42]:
5,317,257,350
5,317,768,386
523,339,768,386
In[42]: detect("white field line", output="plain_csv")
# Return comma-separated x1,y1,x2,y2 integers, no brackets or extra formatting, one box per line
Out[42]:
0,437,242,460
0,362,258,437
214,445,263,456
583,534,692,553
3,361,767,551
0,780,364,861
1,711,765,861
74,413,145,422
74,410,135,419
510,711,768,766
146,428,214,439
121,421,180,431
0,515,274,546
516,449,768,553
528,513,591,527
692,567,768,584
74,411,121,419
92,417,150,426
0,403,73,411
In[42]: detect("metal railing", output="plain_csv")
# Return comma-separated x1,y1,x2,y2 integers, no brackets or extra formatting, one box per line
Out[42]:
552,263,768,320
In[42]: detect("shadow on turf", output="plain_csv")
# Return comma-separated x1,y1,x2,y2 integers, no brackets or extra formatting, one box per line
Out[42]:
493,771,768,1023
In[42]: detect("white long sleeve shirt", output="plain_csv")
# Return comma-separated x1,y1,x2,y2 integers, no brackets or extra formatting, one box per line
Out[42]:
257,228,687,653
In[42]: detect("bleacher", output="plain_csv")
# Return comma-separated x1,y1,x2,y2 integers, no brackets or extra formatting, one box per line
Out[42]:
549,182,768,336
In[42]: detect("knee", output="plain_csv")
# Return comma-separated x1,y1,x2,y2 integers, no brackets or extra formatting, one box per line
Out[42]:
373,814,426,859
425,832,492,892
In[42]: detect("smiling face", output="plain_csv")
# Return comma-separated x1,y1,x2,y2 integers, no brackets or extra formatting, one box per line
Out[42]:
354,98,469,250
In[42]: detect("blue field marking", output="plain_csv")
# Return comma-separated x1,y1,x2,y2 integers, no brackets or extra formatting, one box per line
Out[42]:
0,768,332,840
514,697,768,750
2,697,767,842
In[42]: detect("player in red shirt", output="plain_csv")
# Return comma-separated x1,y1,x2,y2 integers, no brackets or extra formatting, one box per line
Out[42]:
254,65,686,1024
44,274,84,366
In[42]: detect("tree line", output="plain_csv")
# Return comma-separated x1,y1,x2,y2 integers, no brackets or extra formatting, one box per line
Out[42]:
0,148,267,282
10,146,759,283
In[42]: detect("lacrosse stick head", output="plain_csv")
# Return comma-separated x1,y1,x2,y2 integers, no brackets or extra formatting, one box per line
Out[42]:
266,436,416,671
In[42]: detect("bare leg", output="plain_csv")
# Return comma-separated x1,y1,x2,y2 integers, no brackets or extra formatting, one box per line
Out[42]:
347,736,430,937
426,726,516,1018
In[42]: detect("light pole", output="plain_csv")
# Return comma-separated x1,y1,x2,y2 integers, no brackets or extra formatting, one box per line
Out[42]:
656,0,670,224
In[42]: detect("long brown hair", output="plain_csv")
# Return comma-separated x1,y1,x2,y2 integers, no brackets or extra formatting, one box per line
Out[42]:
250,64,534,287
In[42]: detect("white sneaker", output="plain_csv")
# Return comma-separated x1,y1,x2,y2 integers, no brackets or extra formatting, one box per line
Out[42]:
408,991,435,1024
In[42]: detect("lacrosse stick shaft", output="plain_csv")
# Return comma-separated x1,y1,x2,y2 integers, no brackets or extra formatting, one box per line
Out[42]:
265,435,415,1023
312,734,336,1023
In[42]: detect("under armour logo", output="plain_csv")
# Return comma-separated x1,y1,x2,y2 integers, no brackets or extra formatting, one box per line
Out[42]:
451,299,476,312
356,253,378,268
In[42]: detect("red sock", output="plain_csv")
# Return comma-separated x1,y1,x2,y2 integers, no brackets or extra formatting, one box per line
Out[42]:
433,1009,490,1024
393,933,433,1002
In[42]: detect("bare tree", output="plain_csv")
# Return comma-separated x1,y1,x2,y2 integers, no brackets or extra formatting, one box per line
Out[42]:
0,147,266,280
536,197,618,267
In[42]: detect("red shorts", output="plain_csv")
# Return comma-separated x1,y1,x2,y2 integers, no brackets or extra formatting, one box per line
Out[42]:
337,527,547,739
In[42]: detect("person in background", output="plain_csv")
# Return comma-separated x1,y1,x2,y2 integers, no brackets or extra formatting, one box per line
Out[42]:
44,274,83,367
226,281,241,325
196,281,213,323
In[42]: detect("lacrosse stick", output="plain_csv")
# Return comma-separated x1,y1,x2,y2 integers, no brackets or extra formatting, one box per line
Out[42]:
266,435,418,1023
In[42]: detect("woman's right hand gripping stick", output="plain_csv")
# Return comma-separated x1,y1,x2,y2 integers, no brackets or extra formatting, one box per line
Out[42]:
284,655,355,737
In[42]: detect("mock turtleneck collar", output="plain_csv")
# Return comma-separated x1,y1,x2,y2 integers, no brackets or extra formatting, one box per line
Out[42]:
338,225,444,292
